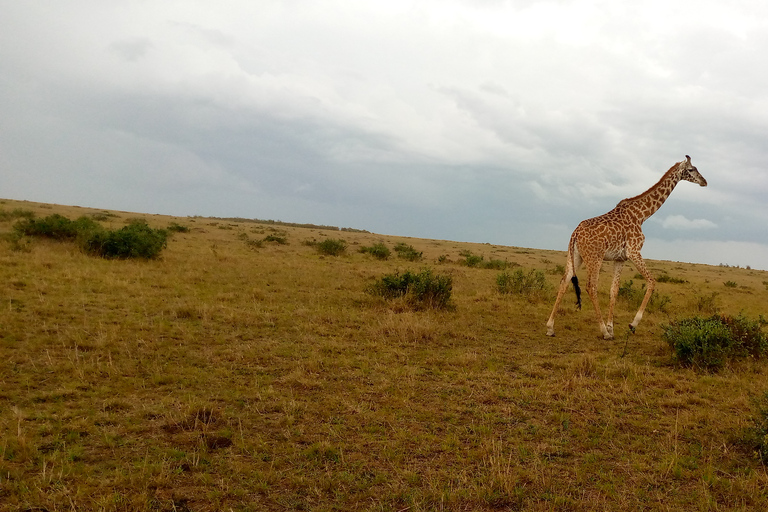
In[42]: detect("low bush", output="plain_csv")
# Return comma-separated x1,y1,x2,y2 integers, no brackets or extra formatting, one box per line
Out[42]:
393,243,422,262
316,238,347,256
663,314,768,371
83,220,168,259
359,243,391,260
368,268,452,310
496,269,549,301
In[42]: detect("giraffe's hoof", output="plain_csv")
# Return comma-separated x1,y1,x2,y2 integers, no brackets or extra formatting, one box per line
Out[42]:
603,334,614,341
628,324,636,334
546,331,555,337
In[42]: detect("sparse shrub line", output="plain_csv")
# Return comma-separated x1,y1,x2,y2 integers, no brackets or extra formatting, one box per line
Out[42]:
14,215,168,259
460,250,511,270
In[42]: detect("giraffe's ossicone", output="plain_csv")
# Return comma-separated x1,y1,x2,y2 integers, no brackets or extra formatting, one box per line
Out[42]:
546,156,707,340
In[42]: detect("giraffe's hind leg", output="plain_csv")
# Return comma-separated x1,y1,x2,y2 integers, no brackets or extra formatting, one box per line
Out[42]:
546,262,574,337
584,258,612,340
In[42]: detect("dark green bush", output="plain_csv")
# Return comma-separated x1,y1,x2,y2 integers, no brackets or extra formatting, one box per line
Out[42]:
359,243,391,260
316,238,347,256
663,314,768,371
496,269,549,301
83,221,168,259
369,268,452,309
393,242,422,262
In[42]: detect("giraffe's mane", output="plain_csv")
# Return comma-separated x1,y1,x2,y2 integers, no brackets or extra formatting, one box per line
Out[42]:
615,162,680,207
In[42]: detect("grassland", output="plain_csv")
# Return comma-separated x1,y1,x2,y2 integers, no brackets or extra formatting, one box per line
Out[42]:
1,198,767,511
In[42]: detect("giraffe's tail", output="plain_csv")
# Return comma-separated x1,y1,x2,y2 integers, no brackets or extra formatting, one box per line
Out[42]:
568,231,582,310
571,275,581,310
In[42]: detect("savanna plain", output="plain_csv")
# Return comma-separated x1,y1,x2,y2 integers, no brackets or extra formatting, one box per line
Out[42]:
1,198,768,512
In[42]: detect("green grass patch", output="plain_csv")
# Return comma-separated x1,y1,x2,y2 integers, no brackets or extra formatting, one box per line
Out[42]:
618,279,671,313
741,391,768,465
496,268,549,301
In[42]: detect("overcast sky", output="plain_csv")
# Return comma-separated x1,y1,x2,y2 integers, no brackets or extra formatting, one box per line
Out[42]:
2,1,767,269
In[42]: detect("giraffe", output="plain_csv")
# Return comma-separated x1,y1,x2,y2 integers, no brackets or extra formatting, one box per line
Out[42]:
546,156,707,340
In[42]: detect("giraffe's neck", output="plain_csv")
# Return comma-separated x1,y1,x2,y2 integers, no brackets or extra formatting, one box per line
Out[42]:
616,164,682,224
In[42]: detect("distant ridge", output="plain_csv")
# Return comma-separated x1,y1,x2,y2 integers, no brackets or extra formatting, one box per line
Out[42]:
192,215,370,233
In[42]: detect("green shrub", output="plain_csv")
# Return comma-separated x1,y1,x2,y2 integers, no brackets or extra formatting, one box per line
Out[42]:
316,238,347,256
496,269,549,301
393,242,422,262
460,250,485,268
368,268,452,310
359,243,391,260
724,281,738,288
663,314,768,371
83,221,168,259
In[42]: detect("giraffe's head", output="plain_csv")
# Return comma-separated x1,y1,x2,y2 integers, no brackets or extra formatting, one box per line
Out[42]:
679,155,707,187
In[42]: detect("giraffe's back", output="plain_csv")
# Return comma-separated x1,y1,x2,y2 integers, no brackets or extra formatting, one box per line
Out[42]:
573,206,642,262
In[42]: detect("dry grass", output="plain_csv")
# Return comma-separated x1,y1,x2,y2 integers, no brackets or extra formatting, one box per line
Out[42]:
1,198,768,511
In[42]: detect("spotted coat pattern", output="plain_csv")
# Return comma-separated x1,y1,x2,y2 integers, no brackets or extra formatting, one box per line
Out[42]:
546,156,708,340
